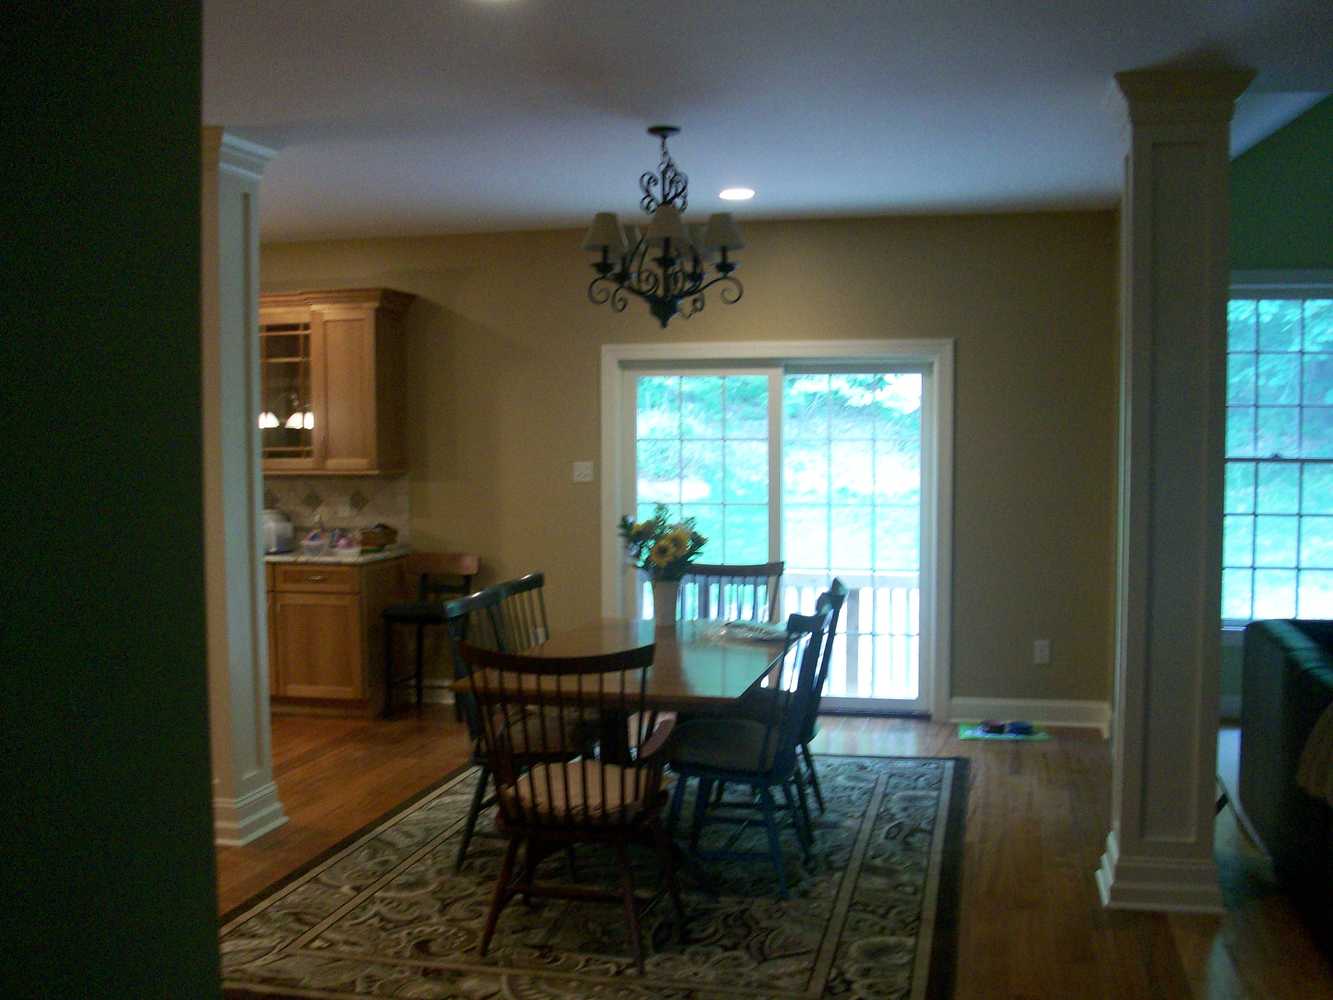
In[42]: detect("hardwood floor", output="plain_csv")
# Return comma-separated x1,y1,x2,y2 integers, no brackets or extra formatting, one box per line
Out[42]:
214,712,1332,998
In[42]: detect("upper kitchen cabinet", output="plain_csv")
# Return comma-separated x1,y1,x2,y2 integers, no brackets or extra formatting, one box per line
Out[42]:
259,288,415,475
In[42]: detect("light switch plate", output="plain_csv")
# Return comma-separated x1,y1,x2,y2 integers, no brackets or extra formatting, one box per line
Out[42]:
572,460,595,483
1033,639,1051,665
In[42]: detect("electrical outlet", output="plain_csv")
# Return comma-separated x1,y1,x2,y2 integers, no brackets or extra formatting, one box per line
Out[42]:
1033,639,1051,665
571,460,595,483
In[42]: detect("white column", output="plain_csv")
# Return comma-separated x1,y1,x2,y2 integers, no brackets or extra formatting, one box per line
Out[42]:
1097,69,1253,911
201,128,286,845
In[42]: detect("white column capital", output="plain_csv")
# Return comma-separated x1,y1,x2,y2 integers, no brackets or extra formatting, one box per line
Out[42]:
202,126,276,181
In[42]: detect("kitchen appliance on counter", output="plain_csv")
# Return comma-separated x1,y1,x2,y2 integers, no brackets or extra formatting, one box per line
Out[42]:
262,509,294,554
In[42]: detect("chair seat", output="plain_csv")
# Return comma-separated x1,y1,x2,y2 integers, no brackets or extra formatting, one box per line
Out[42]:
382,601,449,625
734,688,819,744
668,718,780,774
499,760,649,822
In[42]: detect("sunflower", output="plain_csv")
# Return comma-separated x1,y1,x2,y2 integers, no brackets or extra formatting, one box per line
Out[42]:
647,538,677,567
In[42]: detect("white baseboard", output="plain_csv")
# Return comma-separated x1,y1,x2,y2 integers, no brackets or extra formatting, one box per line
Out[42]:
949,696,1111,736
1095,830,1225,913
1218,694,1240,720
213,781,288,847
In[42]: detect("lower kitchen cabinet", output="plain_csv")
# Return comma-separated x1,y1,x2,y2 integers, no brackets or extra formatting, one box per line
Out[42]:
267,557,406,715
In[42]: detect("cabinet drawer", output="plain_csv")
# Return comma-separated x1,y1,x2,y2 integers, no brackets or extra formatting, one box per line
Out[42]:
274,564,359,594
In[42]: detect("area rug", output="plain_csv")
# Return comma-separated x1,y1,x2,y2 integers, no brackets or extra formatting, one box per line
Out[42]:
220,754,967,999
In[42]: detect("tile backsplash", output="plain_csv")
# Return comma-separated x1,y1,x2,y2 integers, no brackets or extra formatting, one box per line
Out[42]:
263,475,410,542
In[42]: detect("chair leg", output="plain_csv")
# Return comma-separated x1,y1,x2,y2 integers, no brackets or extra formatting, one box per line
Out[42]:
667,774,687,836
382,620,395,718
613,842,645,974
455,763,490,872
690,777,714,852
651,819,687,942
414,623,425,711
791,768,816,851
783,777,813,859
757,785,789,899
480,836,521,956
801,742,825,813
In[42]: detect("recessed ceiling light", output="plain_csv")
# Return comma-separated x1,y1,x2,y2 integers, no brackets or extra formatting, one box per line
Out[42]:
719,187,755,201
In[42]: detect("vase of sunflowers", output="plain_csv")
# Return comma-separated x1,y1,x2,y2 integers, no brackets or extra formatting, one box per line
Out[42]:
618,503,707,631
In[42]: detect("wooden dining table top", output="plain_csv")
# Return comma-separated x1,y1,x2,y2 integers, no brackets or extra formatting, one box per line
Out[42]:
449,617,788,712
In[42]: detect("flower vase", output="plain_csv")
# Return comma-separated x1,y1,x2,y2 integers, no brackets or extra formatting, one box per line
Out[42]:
651,579,680,632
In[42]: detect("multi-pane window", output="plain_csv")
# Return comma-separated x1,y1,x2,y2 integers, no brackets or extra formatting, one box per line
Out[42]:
1223,296,1333,621
634,374,770,564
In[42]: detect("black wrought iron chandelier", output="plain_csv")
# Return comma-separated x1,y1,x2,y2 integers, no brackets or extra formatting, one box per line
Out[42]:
582,126,745,327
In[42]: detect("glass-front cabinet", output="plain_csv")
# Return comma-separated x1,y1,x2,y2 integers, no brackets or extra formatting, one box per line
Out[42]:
256,288,415,475
259,311,318,469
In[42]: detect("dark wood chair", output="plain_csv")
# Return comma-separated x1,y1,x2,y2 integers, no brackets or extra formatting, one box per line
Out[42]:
665,605,833,898
457,639,684,973
736,579,848,815
676,561,784,623
381,552,480,715
492,571,550,650
442,584,590,873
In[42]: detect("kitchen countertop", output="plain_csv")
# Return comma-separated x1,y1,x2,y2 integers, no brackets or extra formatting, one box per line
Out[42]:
265,543,411,565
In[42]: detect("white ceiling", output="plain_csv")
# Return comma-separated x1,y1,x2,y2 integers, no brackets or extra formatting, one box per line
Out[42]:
203,0,1332,242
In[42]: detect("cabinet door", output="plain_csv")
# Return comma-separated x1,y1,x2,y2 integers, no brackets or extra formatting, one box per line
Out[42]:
272,591,363,700
313,305,378,472
259,306,323,471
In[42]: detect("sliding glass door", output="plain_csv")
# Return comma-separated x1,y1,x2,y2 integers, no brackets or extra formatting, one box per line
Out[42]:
624,364,928,713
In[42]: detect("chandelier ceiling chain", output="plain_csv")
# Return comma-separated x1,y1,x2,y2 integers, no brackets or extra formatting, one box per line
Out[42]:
582,125,745,328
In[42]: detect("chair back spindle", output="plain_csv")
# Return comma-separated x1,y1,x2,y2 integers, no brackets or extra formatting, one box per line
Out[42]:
676,561,785,624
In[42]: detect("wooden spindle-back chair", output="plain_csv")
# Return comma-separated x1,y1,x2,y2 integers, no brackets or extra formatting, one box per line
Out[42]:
665,605,833,898
457,640,684,973
676,561,784,623
492,571,550,650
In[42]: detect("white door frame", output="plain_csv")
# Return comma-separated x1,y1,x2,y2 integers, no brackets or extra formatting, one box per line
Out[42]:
600,339,955,720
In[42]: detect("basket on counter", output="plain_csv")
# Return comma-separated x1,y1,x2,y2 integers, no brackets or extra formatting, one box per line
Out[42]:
358,524,398,551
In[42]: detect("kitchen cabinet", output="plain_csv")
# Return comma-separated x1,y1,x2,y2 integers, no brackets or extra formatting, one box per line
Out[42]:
259,288,415,475
267,557,407,715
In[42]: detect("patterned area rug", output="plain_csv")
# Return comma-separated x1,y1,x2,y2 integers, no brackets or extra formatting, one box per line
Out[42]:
221,755,967,999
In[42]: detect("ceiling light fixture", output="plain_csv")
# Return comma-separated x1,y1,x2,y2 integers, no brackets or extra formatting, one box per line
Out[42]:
719,187,755,201
582,126,744,327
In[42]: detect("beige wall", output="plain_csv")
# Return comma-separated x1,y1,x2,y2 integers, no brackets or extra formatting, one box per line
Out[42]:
262,211,1119,702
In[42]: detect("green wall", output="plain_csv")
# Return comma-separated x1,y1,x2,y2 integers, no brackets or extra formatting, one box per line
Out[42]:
1221,97,1331,709
1231,97,1333,270
2,6,220,997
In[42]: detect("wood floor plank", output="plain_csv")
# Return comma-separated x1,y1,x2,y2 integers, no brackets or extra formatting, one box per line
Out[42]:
214,714,1332,997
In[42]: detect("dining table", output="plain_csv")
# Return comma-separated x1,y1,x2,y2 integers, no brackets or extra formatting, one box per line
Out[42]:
452,617,788,710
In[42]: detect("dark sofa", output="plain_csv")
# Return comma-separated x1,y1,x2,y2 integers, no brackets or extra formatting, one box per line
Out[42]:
1239,619,1333,955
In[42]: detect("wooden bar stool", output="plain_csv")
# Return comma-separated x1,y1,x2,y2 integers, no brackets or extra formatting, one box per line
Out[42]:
382,552,480,716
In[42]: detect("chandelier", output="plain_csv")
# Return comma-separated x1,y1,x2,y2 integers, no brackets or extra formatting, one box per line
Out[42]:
582,126,745,327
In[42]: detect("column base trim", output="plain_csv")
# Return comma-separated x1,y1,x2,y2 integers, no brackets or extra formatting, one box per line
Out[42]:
1095,830,1224,913
213,782,288,847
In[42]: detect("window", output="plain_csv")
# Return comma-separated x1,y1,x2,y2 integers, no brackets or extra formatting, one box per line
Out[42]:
1223,290,1333,622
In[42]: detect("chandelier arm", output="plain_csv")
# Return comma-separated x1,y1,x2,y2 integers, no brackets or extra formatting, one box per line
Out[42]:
695,274,743,304
587,275,615,306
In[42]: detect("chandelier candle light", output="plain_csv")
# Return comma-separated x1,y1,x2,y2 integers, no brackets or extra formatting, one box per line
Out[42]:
583,126,745,327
